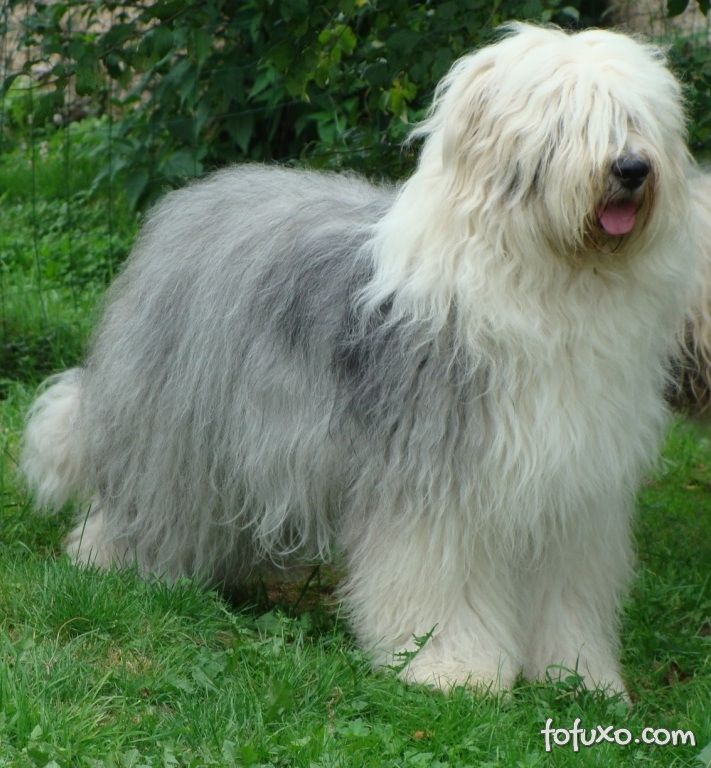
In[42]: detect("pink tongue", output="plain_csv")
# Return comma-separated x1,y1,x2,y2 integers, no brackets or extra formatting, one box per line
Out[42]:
598,201,637,236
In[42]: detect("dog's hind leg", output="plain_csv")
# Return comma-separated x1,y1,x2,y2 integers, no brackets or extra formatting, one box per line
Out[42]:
65,501,129,570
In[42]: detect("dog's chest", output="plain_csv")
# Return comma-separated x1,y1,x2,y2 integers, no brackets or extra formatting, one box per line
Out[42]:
477,332,667,511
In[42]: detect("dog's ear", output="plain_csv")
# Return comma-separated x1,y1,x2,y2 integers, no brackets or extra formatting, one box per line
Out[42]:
410,50,496,170
418,52,500,206
437,56,496,175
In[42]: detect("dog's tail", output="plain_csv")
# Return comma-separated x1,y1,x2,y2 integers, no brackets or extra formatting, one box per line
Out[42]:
20,368,88,510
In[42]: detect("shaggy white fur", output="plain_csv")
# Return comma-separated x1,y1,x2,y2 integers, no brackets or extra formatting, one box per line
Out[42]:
22,24,695,696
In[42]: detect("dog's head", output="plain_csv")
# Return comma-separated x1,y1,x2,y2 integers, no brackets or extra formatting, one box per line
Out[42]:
412,24,690,260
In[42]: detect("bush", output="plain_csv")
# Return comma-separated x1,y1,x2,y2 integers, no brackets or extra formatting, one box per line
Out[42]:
5,0,711,209
4,0,593,208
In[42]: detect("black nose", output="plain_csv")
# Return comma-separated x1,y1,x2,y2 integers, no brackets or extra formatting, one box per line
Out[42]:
612,155,650,190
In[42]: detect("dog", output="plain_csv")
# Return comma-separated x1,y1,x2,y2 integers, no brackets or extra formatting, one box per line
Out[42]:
669,170,711,417
21,24,695,695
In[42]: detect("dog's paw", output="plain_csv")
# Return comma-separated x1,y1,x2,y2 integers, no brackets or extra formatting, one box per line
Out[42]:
65,507,125,569
533,661,629,701
401,657,516,694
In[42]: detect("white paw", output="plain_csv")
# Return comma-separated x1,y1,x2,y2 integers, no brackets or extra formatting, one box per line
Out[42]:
65,507,125,569
534,661,629,699
400,652,517,693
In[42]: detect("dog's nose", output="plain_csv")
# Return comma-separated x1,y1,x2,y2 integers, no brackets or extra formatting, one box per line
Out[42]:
612,155,650,190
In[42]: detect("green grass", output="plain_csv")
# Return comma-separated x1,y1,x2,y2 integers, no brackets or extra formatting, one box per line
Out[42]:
1,125,710,767
0,120,136,389
2,390,710,766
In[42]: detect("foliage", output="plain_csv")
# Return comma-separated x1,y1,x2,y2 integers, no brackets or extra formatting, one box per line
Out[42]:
0,121,135,284
0,123,136,385
662,1,711,155
5,0,591,209
669,38,711,156
5,1,711,208
668,0,711,17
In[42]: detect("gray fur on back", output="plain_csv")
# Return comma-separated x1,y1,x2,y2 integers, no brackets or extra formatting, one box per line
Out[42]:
79,165,482,581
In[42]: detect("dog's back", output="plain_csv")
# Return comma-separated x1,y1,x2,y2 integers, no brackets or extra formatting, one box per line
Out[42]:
23,166,394,579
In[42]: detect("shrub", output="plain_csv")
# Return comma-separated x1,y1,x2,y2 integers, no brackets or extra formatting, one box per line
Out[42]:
4,0,590,208
4,0,711,209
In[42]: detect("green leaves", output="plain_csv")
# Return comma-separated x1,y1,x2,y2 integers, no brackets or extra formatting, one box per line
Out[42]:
124,169,150,212
668,0,690,16
667,0,710,15
2,0,668,211
75,56,101,96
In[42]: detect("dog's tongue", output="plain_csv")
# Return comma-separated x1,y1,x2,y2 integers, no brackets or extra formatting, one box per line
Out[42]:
598,201,637,236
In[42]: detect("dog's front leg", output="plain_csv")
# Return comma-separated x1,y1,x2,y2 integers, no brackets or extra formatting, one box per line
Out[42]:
341,514,522,692
520,508,633,697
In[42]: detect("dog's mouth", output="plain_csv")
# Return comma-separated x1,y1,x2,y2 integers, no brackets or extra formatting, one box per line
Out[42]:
595,154,652,238
597,199,639,236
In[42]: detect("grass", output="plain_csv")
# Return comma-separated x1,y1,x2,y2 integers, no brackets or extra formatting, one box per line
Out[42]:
0,120,136,390
1,123,710,767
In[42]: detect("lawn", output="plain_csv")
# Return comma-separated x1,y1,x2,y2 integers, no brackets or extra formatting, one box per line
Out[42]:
0,126,709,768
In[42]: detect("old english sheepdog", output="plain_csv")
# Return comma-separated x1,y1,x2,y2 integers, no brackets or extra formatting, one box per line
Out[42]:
669,170,711,417
22,24,695,695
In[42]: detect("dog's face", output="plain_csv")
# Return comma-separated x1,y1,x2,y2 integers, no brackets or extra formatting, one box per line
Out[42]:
415,24,690,261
